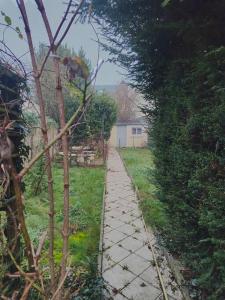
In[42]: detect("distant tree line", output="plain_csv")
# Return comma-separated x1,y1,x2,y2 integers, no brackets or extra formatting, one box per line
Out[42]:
93,1,225,298
113,82,138,123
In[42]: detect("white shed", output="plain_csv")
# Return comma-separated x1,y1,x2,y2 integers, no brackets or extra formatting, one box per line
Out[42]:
109,117,148,148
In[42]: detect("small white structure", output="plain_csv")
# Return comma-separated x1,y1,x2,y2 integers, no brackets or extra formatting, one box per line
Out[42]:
109,117,148,148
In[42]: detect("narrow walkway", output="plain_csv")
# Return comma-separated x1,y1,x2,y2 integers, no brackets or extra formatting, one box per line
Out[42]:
101,148,183,300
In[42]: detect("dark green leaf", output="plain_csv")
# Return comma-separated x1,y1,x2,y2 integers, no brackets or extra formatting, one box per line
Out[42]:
4,15,12,25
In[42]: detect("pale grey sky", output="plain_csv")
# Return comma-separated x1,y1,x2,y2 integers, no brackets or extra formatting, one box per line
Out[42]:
0,0,125,84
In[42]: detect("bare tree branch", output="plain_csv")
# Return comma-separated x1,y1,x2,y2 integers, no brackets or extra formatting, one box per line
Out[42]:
4,241,44,295
51,260,71,300
35,230,48,261
36,0,84,78
20,280,35,300
35,0,73,77
55,0,85,49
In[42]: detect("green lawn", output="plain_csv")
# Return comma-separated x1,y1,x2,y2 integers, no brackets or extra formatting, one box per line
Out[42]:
25,164,105,273
119,148,168,231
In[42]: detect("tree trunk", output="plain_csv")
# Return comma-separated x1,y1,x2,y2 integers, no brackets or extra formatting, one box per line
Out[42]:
53,55,70,285
12,171,34,269
17,0,56,288
35,3,71,293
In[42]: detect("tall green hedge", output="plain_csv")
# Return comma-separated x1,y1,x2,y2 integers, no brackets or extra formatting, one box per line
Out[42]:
153,49,225,298
93,1,225,298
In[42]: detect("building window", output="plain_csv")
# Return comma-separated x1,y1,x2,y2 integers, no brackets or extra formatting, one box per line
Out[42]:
132,127,137,135
132,127,142,135
137,128,142,135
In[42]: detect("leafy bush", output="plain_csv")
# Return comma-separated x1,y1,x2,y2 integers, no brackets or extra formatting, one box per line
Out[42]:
66,91,117,145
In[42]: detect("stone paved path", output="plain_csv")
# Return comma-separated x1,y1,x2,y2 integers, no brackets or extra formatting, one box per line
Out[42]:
101,148,183,300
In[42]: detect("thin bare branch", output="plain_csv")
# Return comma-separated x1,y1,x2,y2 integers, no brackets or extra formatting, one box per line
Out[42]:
36,0,83,77
35,230,48,260
11,170,35,268
6,244,44,295
6,272,36,278
20,280,35,300
56,0,85,49
51,260,71,300
36,0,73,43
0,43,27,78
35,0,73,77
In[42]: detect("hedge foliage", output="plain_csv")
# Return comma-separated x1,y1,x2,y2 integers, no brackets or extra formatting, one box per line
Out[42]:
93,1,225,298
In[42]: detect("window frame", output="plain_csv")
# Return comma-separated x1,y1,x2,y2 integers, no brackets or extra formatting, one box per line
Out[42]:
132,127,137,135
137,127,142,135
132,127,142,135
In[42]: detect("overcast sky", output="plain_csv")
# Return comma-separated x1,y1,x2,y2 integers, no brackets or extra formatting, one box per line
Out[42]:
0,0,125,85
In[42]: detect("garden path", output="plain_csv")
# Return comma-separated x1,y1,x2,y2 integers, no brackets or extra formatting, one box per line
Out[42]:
100,147,183,300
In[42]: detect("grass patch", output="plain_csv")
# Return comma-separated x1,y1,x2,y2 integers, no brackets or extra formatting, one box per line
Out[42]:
25,164,105,272
119,148,168,231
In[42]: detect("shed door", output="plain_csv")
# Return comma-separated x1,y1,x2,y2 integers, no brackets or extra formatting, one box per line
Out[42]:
117,126,127,147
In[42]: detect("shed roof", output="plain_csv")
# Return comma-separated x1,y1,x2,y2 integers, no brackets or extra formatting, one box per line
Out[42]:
116,116,147,126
